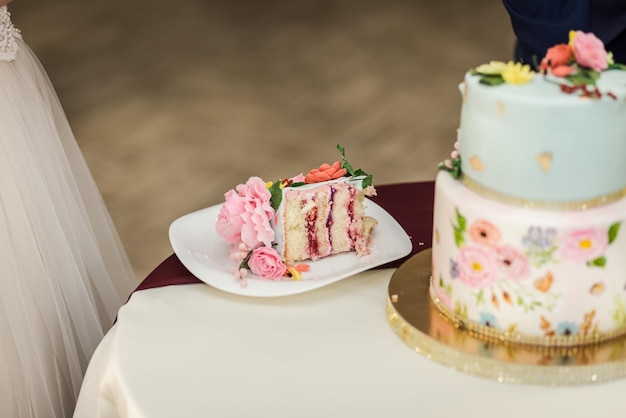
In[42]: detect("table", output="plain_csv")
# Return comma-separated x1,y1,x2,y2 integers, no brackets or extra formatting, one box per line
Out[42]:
73,182,626,418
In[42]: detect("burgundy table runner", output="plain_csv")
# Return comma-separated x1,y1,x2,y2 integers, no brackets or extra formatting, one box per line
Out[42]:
133,181,435,293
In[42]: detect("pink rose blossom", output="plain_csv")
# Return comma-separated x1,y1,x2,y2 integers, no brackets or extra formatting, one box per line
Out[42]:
247,247,287,280
468,219,501,247
215,189,246,244
494,244,530,281
572,31,609,71
457,245,498,288
561,227,608,263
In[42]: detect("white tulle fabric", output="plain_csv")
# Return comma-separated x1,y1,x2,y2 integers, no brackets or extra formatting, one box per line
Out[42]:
0,6,136,417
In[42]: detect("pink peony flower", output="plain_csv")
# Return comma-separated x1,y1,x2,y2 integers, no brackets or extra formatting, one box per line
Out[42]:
457,245,498,288
217,176,275,249
494,244,530,281
561,227,608,263
247,247,287,280
572,31,608,71
468,219,502,247
215,189,246,244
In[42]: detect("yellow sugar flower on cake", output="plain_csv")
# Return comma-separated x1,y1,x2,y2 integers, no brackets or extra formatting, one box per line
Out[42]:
474,60,508,75
501,61,534,85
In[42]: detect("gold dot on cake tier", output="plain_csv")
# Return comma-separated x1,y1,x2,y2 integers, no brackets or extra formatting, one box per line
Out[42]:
386,248,626,385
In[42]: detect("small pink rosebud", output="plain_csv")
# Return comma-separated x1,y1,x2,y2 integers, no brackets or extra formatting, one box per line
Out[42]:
444,159,453,169
451,150,459,159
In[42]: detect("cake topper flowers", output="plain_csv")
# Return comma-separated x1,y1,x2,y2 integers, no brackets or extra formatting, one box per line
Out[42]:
470,60,535,86
540,30,626,98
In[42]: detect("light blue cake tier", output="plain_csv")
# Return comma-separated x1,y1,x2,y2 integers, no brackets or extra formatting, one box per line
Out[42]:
458,70,626,203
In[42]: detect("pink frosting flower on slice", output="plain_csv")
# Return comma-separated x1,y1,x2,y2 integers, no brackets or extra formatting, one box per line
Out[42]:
457,245,498,289
572,31,609,71
561,227,608,263
468,219,502,247
216,189,246,244
238,177,275,248
494,244,530,281
216,176,275,249
247,247,287,280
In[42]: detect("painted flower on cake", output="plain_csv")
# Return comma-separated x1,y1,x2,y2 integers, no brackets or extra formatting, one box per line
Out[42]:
479,312,499,329
555,321,580,336
494,244,530,281
457,245,498,288
561,227,608,264
468,219,501,247
522,226,557,267
247,247,287,280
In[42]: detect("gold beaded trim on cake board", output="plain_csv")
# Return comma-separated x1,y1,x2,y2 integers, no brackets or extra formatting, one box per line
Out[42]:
429,278,626,348
460,175,626,211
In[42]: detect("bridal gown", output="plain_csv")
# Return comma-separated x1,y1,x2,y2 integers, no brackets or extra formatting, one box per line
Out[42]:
0,6,136,417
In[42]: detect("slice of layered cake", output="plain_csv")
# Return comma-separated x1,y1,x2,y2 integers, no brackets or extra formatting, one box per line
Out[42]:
215,145,377,281
273,176,377,265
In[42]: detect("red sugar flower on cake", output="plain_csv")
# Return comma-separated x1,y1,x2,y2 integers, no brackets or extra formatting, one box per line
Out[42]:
540,43,574,77
457,245,498,288
468,219,502,248
247,247,287,280
304,161,347,184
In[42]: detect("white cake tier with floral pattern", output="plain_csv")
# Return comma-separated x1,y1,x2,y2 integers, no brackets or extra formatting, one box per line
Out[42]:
431,171,626,346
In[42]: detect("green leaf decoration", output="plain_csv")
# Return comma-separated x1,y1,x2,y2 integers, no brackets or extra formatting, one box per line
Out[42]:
239,250,253,270
268,182,283,211
454,226,465,248
587,256,607,268
478,75,506,86
609,222,621,244
337,144,353,173
565,68,600,86
336,144,373,188
455,208,466,232
608,63,626,71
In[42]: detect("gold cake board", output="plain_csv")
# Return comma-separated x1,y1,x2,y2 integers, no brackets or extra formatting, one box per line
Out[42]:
386,249,626,385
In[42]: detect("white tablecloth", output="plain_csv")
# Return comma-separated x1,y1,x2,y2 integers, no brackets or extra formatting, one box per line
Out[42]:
73,269,626,418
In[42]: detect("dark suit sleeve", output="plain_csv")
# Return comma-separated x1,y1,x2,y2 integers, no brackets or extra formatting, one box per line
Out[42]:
502,0,591,65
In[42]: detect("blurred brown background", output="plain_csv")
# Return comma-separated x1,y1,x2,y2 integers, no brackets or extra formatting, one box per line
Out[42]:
10,0,515,281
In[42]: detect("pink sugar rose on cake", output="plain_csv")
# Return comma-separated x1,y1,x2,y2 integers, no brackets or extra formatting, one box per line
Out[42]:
561,227,608,263
247,247,286,280
216,176,275,249
457,245,498,288
216,189,246,244
572,31,609,71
